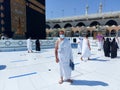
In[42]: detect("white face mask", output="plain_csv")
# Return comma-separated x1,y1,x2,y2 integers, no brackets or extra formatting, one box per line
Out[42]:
59,34,65,39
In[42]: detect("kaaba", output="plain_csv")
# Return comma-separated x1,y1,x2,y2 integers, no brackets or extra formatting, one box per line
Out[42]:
0,0,46,39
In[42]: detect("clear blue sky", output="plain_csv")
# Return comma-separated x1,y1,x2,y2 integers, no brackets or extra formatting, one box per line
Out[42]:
46,0,120,19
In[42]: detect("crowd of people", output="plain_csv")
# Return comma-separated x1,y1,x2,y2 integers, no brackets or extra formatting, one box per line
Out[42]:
96,33,119,58
103,37,119,58
54,30,120,84
1,31,119,85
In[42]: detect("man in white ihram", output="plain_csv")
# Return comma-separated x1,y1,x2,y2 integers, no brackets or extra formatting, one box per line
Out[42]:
55,30,74,84
77,36,83,54
27,37,33,53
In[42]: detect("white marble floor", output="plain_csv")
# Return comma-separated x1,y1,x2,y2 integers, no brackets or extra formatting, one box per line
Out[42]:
0,46,120,90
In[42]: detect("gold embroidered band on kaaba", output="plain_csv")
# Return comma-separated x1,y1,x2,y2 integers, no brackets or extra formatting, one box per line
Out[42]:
27,0,45,14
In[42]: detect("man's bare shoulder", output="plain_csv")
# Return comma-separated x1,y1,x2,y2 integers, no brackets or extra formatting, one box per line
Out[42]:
55,38,60,43
55,38,60,48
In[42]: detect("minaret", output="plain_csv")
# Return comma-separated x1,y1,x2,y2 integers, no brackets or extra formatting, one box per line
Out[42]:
99,2,103,13
85,4,89,15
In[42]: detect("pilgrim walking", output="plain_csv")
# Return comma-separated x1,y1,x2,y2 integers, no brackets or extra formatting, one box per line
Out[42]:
81,35,91,61
103,38,111,57
110,38,119,58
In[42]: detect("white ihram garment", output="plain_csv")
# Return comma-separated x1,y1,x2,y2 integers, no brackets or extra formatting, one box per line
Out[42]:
58,38,73,80
27,39,32,51
77,37,83,53
97,41,102,50
81,38,91,58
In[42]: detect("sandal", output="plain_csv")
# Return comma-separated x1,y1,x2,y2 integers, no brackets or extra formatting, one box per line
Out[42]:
59,80,63,84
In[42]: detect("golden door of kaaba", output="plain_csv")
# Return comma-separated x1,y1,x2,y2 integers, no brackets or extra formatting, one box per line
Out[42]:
11,0,26,39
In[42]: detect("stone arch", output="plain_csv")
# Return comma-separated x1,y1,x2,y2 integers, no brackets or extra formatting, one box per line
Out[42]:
64,23,72,28
105,20,118,26
53,24,61,29
46,24,51,29
76,22,85,27
90,21,100,27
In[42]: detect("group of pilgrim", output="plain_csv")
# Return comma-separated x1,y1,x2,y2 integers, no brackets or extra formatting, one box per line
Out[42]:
77,33,119,60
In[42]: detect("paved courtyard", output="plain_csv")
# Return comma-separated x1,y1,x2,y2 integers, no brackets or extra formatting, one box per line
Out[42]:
0,45,120,90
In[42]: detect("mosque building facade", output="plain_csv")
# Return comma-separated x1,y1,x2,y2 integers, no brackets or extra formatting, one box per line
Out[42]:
46,3,120,39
